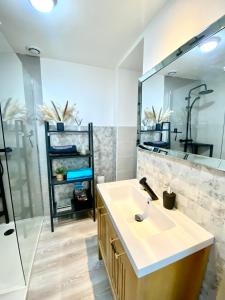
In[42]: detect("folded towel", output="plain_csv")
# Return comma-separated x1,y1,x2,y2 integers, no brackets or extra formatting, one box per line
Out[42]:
49,145,78,154
67,168,93,181
144,141,169,147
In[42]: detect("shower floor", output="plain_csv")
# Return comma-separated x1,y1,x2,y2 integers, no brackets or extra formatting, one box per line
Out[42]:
0,222,25,294
0,216,43,300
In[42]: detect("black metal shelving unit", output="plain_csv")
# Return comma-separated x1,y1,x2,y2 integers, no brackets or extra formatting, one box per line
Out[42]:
45,122,95,232
140,122,171,149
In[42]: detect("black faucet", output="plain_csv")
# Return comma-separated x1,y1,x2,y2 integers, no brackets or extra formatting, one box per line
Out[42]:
139,177,158,200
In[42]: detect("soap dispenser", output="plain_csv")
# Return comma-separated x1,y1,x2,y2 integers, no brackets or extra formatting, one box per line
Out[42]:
163,186,176,210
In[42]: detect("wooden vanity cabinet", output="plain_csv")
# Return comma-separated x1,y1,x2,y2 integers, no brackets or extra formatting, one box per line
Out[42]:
97,193,210,300
97,193,138,300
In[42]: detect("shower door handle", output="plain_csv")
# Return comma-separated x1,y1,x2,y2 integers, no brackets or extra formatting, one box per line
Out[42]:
0,147,12,153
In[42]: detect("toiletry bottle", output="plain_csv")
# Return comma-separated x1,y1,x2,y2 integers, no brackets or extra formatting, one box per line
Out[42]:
163,186,176,209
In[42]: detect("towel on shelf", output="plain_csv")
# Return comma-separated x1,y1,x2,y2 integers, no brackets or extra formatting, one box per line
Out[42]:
49,145,78,154
144,141,169,147
67,168,93,181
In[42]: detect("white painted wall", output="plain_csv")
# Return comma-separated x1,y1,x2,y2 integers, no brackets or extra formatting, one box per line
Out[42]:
115,68,140,180
116,68,140,127
142,74,164,118
143,0,225,73
40,58,115,126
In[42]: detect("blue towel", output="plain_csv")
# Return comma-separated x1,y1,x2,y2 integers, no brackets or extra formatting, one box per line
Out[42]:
67,168,93,181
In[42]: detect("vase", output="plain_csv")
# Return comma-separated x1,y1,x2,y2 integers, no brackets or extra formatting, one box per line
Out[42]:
57,122,64,131
155,123,161,131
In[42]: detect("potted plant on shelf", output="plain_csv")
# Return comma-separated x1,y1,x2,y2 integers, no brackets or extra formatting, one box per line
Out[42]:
39,100,75,131
55,167,67,181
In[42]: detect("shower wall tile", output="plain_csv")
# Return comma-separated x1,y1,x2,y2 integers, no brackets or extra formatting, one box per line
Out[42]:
137,148,225,299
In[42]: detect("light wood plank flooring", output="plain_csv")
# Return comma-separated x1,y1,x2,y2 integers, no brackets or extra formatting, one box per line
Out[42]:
27,217,113,300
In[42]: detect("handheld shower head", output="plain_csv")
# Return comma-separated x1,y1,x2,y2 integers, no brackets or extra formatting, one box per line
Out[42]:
190,96,201,111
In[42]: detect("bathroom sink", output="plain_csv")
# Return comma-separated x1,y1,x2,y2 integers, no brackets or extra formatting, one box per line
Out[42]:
107,185,175,239
97,179,214,277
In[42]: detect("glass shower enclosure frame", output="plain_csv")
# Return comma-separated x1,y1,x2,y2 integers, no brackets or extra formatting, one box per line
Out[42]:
0,31,44,297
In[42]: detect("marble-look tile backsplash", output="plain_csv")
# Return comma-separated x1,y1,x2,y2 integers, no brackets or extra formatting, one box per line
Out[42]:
137,149,225,300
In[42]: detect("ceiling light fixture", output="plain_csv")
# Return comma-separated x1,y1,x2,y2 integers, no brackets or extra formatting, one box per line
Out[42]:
168,71,177,76
26,46,41,56
29,0,57,13
199,37,220,53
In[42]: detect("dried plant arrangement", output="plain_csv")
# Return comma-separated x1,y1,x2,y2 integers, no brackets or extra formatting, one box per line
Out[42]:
74,111,83,127
1,98,27,121
159,108,173,123
144,108,156,123
144,106,173,124
39,100,76,123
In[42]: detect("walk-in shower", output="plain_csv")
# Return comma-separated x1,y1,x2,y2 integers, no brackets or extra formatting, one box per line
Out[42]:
182,84,214,153
0,32,44,299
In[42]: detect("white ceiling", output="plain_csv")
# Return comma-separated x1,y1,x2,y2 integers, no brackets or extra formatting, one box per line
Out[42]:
0,0,167,68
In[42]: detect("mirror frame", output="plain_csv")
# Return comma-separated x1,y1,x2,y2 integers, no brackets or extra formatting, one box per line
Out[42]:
137,15,225,172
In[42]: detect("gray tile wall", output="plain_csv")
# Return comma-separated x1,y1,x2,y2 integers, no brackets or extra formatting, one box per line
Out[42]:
137,148,225,300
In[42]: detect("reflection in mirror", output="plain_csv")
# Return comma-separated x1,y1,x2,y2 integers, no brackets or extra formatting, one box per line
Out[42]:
139,25,225,168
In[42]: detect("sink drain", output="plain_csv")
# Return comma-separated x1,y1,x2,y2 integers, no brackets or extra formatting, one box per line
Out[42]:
4,229,14,236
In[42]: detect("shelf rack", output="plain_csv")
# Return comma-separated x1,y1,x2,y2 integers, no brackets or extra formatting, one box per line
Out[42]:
45,122,95,232
140,122,171,149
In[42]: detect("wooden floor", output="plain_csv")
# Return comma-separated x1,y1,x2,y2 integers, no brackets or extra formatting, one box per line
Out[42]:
27,217,113,300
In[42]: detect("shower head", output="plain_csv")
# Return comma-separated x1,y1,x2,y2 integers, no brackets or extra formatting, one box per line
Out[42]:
199,89,214,95
187,83,214,99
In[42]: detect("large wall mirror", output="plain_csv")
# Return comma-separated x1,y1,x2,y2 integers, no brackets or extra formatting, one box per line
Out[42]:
137,15,225,171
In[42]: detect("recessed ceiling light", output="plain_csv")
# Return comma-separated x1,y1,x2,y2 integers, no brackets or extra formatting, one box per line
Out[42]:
168,71,177,76
26,46,41,56
199,37,220,53
29,0,57,13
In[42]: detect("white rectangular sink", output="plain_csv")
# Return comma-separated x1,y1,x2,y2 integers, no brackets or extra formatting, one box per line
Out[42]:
107,185,175,239
97,179,214,278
